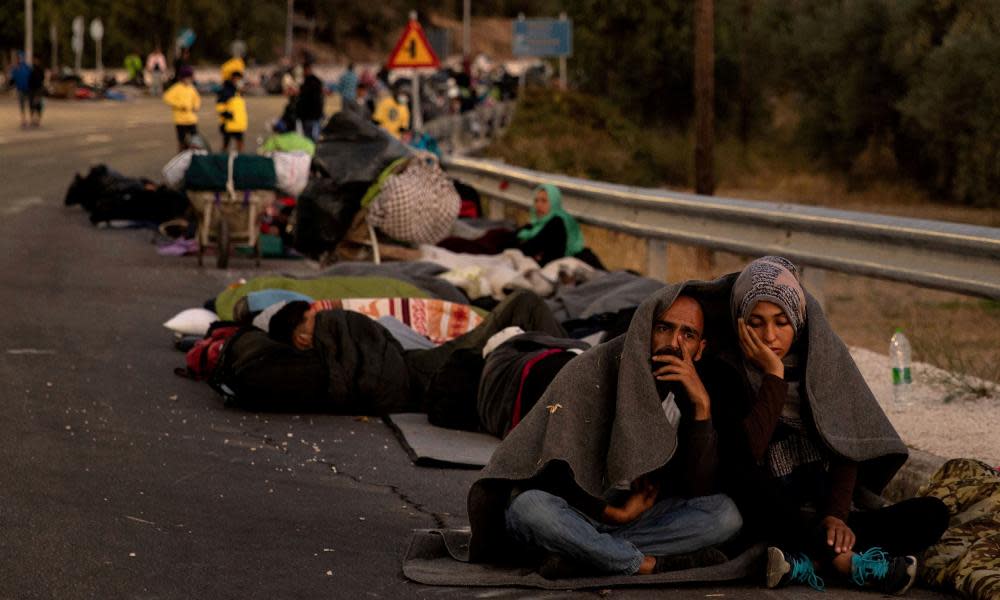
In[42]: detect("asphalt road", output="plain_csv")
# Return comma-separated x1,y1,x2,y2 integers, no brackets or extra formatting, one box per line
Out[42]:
0,95,955,599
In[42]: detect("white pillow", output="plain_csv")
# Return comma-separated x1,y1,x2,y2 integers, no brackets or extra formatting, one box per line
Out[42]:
163,308,219,336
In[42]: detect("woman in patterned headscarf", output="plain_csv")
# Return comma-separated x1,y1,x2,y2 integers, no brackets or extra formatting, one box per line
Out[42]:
728,256,947,596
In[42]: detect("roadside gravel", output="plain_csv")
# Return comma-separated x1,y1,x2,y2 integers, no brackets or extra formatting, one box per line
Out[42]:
850,347,1000,466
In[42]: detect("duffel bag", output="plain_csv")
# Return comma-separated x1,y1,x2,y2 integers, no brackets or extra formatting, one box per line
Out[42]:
367,153,460,245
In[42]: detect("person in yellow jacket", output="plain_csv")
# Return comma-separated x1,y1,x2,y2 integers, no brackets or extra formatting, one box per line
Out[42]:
162,66,201,151
373,87,410,139
216,71,248,152
220,55,246,83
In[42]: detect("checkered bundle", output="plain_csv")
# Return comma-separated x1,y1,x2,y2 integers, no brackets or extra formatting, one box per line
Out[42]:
367,154,460,245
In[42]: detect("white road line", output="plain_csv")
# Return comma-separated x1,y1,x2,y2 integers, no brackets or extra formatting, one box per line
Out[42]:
7,349,56,355
134,140,164,149
81,133,113,144
2,196,44,216
79,147,114,157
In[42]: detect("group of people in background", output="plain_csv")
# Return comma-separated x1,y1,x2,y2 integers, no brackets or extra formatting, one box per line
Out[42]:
6,43,511,156
162,50,253,153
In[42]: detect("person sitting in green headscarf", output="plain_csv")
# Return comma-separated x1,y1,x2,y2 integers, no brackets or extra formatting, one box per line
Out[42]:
517,184,603,268
436,183,605,269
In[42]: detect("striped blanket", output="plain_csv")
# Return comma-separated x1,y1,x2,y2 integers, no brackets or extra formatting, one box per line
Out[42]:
312,298,483,345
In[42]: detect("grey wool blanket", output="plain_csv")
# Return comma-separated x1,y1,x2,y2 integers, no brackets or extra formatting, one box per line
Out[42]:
778,291,908,491
466,273,908,566
403,529,765,589
467,277,731,563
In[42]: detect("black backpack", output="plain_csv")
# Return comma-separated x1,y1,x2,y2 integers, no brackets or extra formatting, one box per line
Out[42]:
210,329,329,412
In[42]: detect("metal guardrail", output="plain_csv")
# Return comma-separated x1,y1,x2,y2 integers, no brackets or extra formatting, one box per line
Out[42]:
422,102,516,156
442,155,1000,299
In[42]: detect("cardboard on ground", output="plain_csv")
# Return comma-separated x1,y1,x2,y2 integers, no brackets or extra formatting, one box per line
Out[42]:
387,21,440,69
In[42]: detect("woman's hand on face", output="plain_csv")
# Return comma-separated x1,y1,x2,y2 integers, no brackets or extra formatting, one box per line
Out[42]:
821,516,856,555
737,318,784,379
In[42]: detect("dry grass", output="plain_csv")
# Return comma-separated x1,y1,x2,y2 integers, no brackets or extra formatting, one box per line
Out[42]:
428,14,516,59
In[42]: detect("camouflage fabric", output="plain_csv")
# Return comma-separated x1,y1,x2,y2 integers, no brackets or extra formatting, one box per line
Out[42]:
918,458,1000,599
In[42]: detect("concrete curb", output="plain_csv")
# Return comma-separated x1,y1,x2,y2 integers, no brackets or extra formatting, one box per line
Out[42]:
883,447,948,502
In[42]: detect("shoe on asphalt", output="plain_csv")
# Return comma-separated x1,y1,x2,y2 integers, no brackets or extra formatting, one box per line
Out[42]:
850,547,918,595
536,553,588,579
654,547,729,572
766,546,825,591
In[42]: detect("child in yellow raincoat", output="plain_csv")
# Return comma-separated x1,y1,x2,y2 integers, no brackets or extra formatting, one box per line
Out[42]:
162,66,201,151
216,71,248,152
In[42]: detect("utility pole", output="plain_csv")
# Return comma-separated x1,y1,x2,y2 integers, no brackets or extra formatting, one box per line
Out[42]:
50,21,57,72
693,0,715,196
462,0,471,60
25,0,34,65
738,0,752,148
285,0,294,59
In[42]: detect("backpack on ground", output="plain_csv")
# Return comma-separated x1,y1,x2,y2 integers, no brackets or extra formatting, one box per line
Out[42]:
175,322,242,380
209,329,328,411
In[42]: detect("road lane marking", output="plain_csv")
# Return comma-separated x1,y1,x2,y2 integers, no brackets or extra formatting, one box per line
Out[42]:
81,133,113,144
80,147,114,158
134,140,164,149
7,349,56,355
1,196,43,216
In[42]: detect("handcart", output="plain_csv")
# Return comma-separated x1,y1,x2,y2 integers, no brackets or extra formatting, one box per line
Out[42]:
186,152,276,269
188,188,275,269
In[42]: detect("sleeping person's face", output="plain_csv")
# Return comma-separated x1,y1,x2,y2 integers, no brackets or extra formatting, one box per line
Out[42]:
745,301,794,359
292,306,318,350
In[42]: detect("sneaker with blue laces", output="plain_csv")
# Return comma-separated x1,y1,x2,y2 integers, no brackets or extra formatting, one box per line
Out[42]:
850,547,918,595
765,546,826,591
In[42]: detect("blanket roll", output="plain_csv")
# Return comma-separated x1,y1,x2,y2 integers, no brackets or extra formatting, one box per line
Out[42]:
186,154,277,191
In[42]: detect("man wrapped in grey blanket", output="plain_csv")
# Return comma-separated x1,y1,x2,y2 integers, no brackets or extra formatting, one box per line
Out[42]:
469,280,746,578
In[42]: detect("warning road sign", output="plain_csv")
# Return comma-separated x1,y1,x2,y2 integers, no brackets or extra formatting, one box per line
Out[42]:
387,19,440,69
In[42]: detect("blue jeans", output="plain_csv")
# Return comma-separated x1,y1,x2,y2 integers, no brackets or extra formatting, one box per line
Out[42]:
505,489,742,575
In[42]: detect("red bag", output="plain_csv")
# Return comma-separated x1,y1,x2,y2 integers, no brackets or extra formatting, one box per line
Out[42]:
177,325,241,380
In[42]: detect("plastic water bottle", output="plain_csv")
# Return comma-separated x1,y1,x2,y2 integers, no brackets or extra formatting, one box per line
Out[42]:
889,328,913,405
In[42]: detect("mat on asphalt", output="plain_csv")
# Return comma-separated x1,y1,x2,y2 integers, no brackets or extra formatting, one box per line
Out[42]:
385,413,500,468
402,528,765,589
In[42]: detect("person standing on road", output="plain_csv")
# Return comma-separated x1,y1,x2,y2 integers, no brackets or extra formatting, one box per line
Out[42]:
163,66,201,152
27,55,46,128
372,83,410,139
220,53,246,84
337,62,358,105
296,62,325,142
216,71,248,152
10,52,32,128
171,47,191,86
146,47,167,96
722,256,948,595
